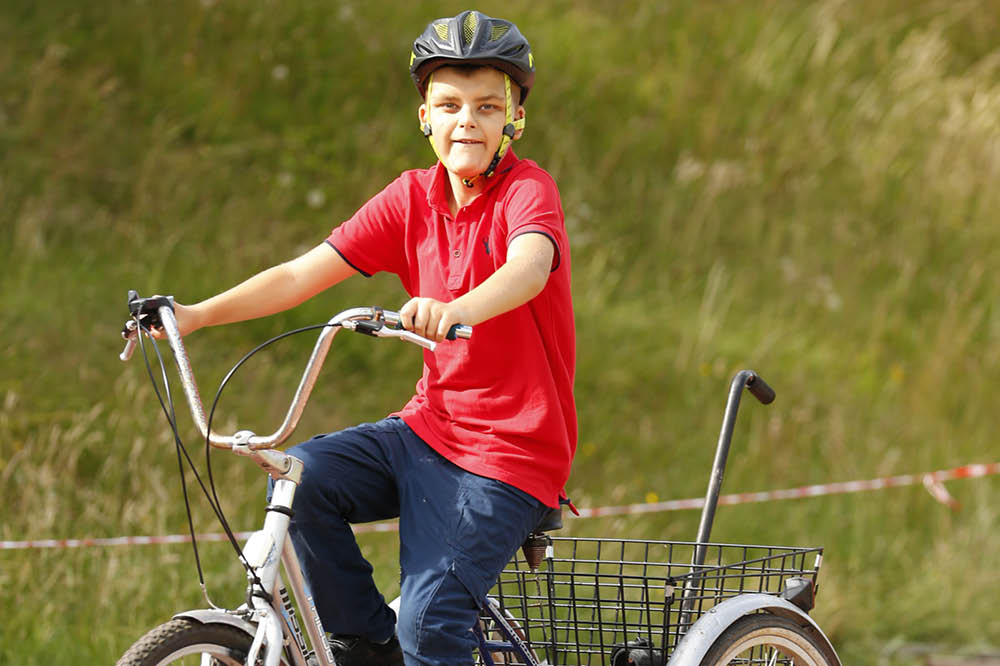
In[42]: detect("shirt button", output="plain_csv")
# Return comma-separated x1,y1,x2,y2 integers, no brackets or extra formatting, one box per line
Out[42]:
453,249,461,258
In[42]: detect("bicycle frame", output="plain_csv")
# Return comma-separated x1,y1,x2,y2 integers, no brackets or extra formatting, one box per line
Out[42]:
170,469,335,666
121,302,469,666
473,597,538,665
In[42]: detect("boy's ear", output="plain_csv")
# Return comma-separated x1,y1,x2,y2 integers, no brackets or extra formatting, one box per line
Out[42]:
418,103,431,136
513,105,526,141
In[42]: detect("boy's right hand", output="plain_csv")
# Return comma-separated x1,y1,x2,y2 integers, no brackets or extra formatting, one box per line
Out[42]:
150,301,202,339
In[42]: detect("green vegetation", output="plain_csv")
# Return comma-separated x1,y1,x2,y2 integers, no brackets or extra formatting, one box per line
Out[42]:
2,1,998,663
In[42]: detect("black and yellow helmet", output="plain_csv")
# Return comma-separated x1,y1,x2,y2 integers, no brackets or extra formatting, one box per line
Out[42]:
410,10,535,103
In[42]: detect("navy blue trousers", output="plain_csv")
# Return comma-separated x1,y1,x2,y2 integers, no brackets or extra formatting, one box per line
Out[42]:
282,417,548,666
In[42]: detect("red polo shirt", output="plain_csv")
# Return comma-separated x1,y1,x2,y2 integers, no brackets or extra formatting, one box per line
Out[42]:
326,150,576,506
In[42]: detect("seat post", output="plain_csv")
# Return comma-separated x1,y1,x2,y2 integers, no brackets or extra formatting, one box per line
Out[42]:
520,506,564,570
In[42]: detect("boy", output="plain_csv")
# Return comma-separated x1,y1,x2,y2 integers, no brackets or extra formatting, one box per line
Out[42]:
158,11,575,666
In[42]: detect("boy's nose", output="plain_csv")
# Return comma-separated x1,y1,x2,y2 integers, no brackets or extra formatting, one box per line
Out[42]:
457,105,476,127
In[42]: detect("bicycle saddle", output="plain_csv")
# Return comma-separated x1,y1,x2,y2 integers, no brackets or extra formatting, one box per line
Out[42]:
521,499,573,570
532,506,564,533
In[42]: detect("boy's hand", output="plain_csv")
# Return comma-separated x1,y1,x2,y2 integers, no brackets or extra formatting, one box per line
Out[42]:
399,235,554,342
149,302,202,340
399,297,469,343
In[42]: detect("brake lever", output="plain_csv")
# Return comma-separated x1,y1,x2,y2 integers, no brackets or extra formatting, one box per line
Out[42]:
342,319,437,351
120,320,139,361
120,291,178,362
391,329,437,351
127,292,175,329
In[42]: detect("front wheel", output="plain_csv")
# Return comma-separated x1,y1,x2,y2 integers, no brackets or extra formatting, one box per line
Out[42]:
117,617,264,665
700,613,838,666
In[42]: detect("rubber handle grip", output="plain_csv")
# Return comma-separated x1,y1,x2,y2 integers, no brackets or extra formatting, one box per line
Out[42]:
446,324,472,341
388,320,471,340
746,373,776,404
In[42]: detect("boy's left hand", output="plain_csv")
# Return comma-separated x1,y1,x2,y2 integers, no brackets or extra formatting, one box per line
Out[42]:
399,297,469,343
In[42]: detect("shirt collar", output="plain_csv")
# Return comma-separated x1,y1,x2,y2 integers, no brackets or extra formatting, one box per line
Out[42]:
427,149,520,217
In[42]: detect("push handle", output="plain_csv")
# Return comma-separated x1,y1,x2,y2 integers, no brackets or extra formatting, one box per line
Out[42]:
680,369,777,625
746,373,775,404
694,369,776,550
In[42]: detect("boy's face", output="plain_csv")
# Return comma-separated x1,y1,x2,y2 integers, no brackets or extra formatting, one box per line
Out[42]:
418,66,524,182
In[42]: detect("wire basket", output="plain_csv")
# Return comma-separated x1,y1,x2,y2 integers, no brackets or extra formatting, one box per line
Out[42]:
479,537,823,666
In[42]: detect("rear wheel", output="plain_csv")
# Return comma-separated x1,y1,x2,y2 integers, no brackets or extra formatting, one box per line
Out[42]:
116,617,285,665
700,614,837,666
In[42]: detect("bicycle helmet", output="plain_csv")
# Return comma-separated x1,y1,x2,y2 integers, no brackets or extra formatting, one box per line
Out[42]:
410,11,535,187
410,10,535,103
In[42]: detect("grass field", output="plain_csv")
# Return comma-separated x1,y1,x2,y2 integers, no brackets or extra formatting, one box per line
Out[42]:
1,1,998,663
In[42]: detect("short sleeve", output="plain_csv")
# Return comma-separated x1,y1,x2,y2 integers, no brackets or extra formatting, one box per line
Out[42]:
502,167,567,271
326,176,408,277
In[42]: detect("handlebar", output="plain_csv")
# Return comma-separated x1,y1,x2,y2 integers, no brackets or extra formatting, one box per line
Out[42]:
119,293,471,450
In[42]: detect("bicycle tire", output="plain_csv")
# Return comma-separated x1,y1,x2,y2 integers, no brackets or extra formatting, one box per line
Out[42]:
116,617,290,666
699,613,837,666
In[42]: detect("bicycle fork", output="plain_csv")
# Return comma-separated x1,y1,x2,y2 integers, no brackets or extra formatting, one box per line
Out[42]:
239,448,335,666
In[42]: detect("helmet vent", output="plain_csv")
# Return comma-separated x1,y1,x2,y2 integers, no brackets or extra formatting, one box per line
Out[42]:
490,24,510,41
462,12,478,46
433,22,449,42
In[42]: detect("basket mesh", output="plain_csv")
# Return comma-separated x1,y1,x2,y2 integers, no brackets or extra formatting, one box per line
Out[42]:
478,537,822,666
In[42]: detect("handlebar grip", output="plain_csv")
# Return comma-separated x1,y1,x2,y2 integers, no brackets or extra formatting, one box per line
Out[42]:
120,336,138,361
446,324,472,340
746,373,776,404
386,317,472,341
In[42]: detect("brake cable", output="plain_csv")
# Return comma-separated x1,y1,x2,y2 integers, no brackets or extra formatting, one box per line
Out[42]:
134,318,338,608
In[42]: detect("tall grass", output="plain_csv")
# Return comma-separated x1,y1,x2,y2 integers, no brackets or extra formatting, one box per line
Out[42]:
1,1,998,663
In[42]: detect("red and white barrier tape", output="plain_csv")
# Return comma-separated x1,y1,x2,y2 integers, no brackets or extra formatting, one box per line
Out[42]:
3,462,996,551
573,462,997,518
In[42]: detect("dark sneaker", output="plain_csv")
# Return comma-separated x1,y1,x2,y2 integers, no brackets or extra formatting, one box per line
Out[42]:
328,634,404,666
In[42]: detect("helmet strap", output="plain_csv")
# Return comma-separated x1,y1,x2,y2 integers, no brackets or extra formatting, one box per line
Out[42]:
421,74,448,165
462,73,524,188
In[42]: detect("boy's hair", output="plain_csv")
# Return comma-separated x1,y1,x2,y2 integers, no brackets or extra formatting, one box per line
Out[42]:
422,63,523,102
410,10,534,104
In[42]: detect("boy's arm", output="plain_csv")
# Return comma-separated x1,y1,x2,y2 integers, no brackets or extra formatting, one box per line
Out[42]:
161,243,356,337
400,232,555,341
